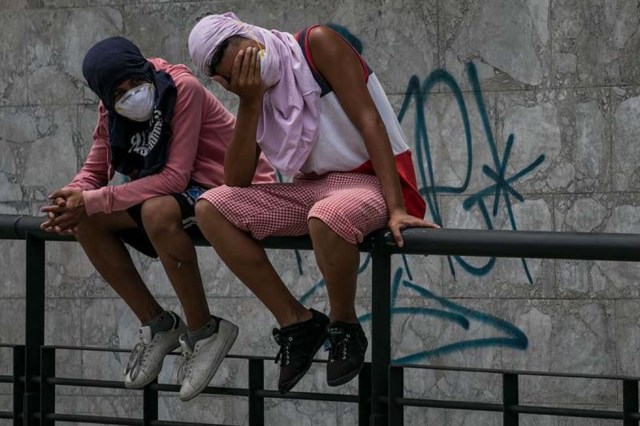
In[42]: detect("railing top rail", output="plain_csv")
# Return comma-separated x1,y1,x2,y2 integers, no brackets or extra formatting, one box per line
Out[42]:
42,345,640,382
386,227,640,261
392,363,640,381
44,344,337,363
3,214,640,261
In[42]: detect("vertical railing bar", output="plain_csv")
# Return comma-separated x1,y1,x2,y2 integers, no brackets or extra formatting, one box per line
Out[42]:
623,379,639,426
248,358,264,426
12,345,25,426
40,346,55,426
25,234,45,426
357,362,371,426
143,379,158,426
503,373,519,426
388,365,404,426
370,240,391,426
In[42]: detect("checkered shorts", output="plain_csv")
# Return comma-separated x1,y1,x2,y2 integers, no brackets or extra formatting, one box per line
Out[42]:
198,172,389,244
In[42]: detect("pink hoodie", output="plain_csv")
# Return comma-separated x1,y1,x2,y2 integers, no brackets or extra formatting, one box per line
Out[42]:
67,58,276,215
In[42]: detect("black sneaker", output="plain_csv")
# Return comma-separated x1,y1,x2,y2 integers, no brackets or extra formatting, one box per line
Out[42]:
272,309,330,394
326,322,368,387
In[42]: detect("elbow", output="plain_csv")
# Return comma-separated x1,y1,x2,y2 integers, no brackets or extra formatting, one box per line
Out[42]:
359,116,387,139
367,116,387,134
224,179,251,188
162,169,190,193
223,174,252,188
223,167,256,187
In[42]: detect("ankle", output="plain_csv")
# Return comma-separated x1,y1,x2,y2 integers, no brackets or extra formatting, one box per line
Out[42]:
139,306,165,325
186,316,218,347
186,312,214,331
329,311,358,324
278,307,313,328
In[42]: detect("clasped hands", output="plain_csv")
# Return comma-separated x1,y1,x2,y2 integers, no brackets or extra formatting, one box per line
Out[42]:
40,188,86,235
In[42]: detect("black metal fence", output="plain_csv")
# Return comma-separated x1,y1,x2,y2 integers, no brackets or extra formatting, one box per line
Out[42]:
1,213,640,425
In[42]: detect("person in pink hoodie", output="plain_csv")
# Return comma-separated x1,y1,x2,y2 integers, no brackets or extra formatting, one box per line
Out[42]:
40,36,275,401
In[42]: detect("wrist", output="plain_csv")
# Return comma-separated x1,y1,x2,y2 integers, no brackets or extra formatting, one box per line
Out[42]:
78,191,86,207
388,206,407,216
239,91,264,108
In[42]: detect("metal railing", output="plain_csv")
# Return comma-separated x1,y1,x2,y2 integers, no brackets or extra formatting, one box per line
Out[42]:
1,213,640,425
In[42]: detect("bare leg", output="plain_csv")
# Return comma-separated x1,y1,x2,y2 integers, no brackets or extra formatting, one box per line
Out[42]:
308,218,359,323
75,212,163,323
141,196,211,331
195,201,310,327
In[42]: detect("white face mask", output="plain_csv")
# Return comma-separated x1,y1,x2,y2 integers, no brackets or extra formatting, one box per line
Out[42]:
114,83,155,122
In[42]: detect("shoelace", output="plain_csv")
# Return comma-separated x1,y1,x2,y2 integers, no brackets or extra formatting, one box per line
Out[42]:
273,330,293,366
176,348,194,384
327,329,350,363
125,331,152,381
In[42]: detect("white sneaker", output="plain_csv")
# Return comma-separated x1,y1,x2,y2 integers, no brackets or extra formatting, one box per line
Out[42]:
177,317,239,401
124,312,187,389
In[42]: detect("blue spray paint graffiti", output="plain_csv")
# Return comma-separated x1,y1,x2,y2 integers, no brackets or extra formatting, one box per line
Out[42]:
291,27,540,362
398,62,545,283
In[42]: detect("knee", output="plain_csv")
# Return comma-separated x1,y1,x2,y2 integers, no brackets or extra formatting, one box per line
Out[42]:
195,199,223,231
308,202,349,234
73,214,99,240
308,217,342,243
140,196,181,240
308,217,330,234
309,202,361,245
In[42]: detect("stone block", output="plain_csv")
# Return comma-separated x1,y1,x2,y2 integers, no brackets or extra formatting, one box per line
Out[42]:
555,193,640,299
438,194,554,298
612,89,640,191
11,106,81,196
0,300,25,373
0,11,28,106
391,298,506,370
26,8,123,105
272,0,438,94
0,299,25,344
614,299,640,376
0,241,26,298
551,0,640,87
159,395,247,424
441,0,551,90
124,3,189,64
45,241,96,298
265,399,339,426
501,299,618,404
44,0,122,7
495,89,611,195
393,90,500,197
55,394,141,421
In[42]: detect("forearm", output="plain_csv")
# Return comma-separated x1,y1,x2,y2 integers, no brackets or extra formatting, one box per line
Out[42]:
362,123,406,215
224,100,261,186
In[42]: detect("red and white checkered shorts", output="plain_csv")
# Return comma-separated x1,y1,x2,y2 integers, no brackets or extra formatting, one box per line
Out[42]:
198,172,389,244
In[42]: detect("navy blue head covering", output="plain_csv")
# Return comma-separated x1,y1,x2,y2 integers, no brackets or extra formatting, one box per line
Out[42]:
82,36,154,111
82,36,177,179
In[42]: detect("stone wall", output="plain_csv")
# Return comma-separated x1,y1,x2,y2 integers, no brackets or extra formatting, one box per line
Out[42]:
1,0,639,424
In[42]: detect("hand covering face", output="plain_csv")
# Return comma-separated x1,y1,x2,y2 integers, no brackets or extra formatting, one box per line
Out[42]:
189,13,321,176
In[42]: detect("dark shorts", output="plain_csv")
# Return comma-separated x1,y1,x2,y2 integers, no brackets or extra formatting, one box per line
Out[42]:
117,184,206,258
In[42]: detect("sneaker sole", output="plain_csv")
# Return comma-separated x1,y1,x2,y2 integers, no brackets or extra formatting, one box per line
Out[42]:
124,340,181,389
279,330,328,394
179,324,239,402
326,359,365,387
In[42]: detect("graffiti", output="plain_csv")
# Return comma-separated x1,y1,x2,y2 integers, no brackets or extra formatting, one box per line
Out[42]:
397,62,545,283
359,268,528,363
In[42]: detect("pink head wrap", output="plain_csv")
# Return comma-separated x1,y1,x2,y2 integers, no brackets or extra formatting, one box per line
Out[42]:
188,12,321,176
